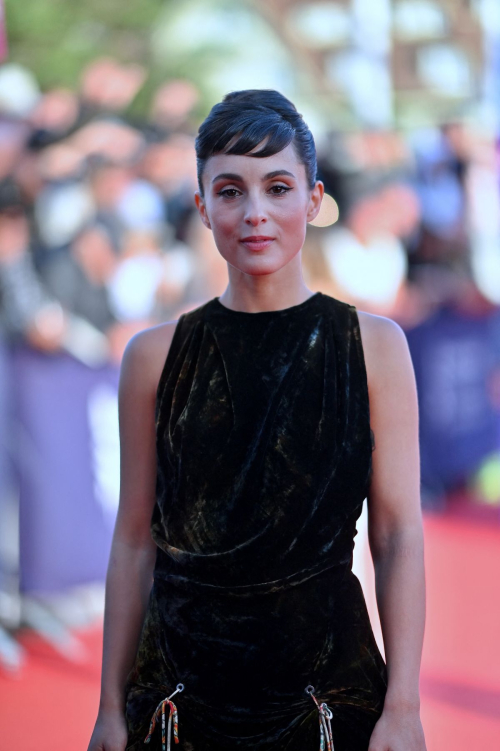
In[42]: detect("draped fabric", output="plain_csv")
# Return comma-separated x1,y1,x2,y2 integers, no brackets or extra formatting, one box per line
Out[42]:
124,292,387,750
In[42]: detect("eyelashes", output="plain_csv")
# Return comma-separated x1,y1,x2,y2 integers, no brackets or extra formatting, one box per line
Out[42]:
216,188,240,198
216,185,293,199
269,186,293,195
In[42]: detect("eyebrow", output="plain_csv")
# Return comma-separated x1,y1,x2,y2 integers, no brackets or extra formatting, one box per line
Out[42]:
211,169,296,184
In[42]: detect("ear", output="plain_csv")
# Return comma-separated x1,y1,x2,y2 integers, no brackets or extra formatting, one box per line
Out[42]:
194,191,211,229
306,181,325,223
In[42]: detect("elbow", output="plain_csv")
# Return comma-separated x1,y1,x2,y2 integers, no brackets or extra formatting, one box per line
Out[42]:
111,516,158,560
369,522,425,566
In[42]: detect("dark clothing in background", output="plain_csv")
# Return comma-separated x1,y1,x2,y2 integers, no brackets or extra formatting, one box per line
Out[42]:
41,251,116,333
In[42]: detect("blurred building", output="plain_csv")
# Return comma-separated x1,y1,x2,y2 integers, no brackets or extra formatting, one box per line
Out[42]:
254,0,490,128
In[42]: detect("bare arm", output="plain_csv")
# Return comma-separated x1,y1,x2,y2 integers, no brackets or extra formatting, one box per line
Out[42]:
359,312,427,751
88,320,178,751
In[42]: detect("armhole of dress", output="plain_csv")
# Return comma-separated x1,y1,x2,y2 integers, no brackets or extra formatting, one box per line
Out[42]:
349,305,375,454
154,314,186,415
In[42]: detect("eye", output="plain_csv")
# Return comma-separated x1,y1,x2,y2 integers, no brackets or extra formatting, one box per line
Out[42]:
217,188,241,198
269,185,292,195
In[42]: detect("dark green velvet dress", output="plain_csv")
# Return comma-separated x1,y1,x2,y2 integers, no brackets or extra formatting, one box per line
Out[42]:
124,291,388,751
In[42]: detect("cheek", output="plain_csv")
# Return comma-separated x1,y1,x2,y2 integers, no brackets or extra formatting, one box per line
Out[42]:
274,197,308,241
207,203,240,238
274,192,308,221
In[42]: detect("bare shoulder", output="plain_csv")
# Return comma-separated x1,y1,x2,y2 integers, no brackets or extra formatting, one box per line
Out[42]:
356,310,414,395
120,320,180,398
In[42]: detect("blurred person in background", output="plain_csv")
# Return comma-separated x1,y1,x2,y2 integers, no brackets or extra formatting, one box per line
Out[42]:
320,181,418,317
149,79,200,135
411,125,468,269
88,89,426,751
78,57,147,125
0,184,68,644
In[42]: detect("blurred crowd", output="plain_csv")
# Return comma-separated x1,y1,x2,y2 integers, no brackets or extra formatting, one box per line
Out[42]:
0,57,500,668
0,59,230,367
1,59,500,354
314,121,500,321
0,58,234,669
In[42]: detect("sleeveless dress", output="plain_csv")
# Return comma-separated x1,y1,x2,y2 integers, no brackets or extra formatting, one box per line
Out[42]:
124,291,388,751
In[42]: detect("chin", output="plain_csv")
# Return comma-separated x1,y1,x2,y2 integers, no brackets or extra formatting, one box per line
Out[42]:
228,258,291,277
222,248,299,276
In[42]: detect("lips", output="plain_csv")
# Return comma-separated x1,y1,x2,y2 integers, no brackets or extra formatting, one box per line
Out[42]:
240,236,275,251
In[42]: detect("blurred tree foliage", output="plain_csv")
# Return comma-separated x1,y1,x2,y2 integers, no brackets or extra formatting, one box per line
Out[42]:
4,0,165,89
4,0,237,120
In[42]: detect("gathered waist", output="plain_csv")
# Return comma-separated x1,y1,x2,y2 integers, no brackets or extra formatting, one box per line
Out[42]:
153,554,351,597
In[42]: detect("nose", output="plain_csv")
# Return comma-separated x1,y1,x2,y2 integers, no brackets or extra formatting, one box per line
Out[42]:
244,194,267,226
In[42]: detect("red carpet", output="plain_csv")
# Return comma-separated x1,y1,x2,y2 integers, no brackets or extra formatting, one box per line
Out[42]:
419,512,500,749
1,511,499,750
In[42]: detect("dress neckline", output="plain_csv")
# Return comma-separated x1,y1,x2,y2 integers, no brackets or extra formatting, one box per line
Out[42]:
212,291,322,317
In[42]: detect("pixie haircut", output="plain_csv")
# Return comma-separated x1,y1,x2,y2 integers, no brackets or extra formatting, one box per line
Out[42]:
195,89,317,195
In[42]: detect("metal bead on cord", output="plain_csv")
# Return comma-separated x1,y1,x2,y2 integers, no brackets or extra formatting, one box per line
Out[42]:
305,685,335,751
144,683,184,751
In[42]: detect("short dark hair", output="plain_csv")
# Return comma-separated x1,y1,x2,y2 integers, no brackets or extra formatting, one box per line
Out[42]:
195,89,317,195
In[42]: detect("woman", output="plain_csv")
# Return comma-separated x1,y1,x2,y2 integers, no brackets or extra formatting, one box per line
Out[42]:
88,90,427,751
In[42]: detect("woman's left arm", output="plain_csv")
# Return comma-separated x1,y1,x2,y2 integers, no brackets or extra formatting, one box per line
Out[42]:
359,312,427,751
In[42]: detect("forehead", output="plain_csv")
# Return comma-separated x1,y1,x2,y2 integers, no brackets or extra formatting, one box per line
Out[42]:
203,141,306,183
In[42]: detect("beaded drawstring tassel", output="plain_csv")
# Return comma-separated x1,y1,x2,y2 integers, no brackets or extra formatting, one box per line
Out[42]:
305,685,335,751
144,683,184,751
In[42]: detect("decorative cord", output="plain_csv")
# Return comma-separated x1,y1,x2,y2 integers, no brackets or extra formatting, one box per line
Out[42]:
144,683,184,751
305,685,335,751
144,682,333,749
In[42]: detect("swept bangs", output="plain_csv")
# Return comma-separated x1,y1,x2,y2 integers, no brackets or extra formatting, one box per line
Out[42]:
195,90,317,194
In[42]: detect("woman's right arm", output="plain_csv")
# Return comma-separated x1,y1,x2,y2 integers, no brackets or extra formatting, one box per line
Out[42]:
87,321,179,751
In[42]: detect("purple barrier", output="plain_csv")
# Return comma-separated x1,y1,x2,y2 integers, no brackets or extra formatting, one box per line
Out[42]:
406,303,500,496
11,345,120,593
0,337,17,593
